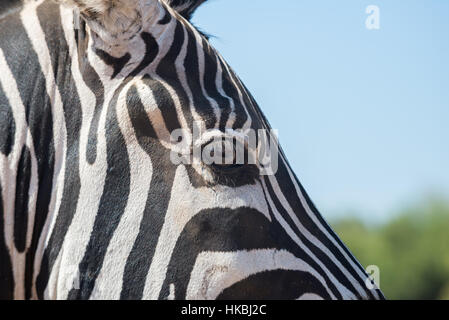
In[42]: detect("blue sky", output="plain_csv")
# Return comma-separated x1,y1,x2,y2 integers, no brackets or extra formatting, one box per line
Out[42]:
193,0,449,222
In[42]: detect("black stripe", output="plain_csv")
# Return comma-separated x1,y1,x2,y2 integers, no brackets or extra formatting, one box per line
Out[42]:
67,32,159,300
0,4,56,300
296,181,384,299
158,207,280,300
240,80,273,133
120,84,177,299
228,71,262,131
298,181,368,274
94,49,131,79
158,7,172,25
183,23,216,129
200,39,232,132
156,21,194,131
217,269,332,300
165,0,206,21
141,75,182,134
238,67,378,299
269,157,374,299
0,84,15,156
35,1,83,299
218,59,248,130
73,19,107,166
66,79,131,300
131,32,160,77
261,178,343,300
14,145,32,253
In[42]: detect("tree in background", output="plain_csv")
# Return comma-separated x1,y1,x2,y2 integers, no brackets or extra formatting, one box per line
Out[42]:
332,198,449,300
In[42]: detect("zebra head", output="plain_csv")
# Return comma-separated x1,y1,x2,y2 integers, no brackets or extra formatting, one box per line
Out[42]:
0,0,385,299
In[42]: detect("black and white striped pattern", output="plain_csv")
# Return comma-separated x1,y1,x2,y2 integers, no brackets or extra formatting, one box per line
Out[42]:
0,0,384,300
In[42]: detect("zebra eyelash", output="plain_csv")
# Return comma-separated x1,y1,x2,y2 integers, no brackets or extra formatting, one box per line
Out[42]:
197,138,260,187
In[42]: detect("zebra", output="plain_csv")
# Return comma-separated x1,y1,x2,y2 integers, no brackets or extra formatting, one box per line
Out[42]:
0,0,385,300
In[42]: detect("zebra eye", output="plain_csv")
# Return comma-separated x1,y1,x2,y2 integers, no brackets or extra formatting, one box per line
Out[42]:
200,137,260,186
210,161,244,174
202,138,241,171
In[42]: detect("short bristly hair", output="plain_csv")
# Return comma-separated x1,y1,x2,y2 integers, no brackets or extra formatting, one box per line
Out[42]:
54,0,207,20
163,0,207,20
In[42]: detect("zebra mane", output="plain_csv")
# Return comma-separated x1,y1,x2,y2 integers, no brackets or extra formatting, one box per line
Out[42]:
164,0,207,20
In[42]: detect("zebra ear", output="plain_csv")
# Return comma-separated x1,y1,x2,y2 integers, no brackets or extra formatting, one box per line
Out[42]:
164,0,207,20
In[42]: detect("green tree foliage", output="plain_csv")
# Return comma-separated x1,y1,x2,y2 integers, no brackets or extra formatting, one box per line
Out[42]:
332,199,449,300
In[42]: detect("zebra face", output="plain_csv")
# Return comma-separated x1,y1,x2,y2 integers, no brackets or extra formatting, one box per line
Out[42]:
61,0,383,300
0,0,384,299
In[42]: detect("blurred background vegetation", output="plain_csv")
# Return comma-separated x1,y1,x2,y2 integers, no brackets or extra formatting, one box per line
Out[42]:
331,197,449,300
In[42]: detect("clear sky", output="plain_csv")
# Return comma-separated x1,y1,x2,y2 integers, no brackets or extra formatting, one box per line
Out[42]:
193,0,449,222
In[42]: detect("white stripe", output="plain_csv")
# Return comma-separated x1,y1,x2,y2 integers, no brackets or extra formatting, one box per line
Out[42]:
262,178,354,299
214,55,236,129
90,80,153,299
297,293,324,300
134,77,178,149
186,249,333,300
175,23,205,129
45,6,114,299
267,173,368,297
279,152,379,299
193,32,221,128
20,1,69,299
217,53,252,132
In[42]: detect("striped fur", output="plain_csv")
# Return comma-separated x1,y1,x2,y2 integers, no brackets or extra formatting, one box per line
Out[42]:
0,0,384,300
